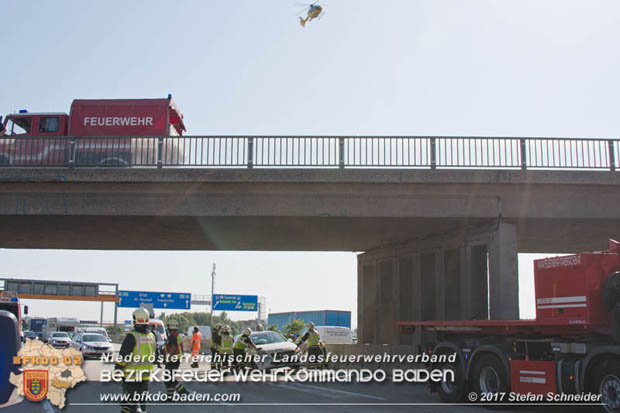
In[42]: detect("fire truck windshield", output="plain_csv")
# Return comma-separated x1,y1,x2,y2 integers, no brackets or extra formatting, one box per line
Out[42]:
7,117,31,135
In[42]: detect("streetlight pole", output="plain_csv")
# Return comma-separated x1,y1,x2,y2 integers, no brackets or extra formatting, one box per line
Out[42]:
210,263,216,317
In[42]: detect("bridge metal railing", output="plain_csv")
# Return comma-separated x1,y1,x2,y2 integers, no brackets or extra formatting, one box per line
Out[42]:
0,136,617,171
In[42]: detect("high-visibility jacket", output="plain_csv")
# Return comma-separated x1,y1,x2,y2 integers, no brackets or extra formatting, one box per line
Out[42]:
219,335,233,354
233,335,251,351
190,332,202,356
124,331,155,381
307,329,320,347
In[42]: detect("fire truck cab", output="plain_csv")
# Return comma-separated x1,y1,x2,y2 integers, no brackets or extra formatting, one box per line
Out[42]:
1,112,69,137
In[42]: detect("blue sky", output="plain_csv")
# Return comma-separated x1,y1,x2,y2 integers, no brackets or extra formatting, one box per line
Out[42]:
1,0,619,325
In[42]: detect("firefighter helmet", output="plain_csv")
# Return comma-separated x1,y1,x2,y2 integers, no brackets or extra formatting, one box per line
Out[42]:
244,328,252,335
167,319,179,330
223,325,231,333
308,322,315,329
132,307,150,325
215,323,223,330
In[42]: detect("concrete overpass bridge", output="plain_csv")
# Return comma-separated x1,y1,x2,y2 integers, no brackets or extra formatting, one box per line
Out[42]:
1,135,619,345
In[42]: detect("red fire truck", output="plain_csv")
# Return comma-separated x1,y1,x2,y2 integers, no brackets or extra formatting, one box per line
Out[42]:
397,240,620,412
0,96,186,166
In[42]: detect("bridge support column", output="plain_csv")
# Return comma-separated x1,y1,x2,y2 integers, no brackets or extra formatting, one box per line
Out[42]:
357,220,519,345
488,221,519,320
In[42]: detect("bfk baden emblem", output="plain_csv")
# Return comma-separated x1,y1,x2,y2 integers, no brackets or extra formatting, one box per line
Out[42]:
23,370,49,402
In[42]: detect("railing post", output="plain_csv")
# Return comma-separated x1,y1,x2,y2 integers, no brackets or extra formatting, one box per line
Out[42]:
609,140,616,172
339,137,345,169
68,137,75,168
157,137,163,168
520,138,527,170
430,138,436,169
247,137,254,169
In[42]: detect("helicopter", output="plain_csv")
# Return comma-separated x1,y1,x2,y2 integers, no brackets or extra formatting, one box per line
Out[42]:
298,3,323,27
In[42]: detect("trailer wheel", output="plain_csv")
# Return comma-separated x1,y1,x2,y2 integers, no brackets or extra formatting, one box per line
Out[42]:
471,354,509,396
593,360,620,413
437,359,466,402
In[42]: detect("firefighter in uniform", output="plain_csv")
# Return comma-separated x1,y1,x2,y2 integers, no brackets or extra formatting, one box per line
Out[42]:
164,319,189,399
297,322,326,369
233,328,257,369
218,325,234,368
115,307,156,413
210,324,222,369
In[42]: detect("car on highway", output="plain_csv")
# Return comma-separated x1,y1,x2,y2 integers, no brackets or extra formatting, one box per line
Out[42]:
23,330,37,341
83,327,111,341
235,331,300,370
48,332,72,349
73,333,113,359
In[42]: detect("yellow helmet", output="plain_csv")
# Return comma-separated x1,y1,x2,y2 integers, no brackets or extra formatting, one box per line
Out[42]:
244,328,252,335
133,308,150,325
167,319,179,330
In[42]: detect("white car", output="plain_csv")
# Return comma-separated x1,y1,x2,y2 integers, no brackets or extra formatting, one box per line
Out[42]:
73,333,113,359
83,327,110,341
235,331,301,370
48,332,72,349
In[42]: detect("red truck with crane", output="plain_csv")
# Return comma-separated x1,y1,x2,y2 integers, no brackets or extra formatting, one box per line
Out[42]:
0,96,186,166
397,240,620,412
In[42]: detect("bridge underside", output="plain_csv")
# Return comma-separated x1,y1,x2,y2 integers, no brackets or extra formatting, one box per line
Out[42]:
1,215,619,253
2,168,620,345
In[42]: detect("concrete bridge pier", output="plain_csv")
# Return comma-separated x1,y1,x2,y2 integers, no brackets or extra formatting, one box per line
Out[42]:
357,220,519,345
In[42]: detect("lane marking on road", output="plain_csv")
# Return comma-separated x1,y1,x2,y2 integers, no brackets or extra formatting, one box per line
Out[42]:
268,382,386,400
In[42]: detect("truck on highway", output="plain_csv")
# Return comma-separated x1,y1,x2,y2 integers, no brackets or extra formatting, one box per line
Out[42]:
396,239,620,412
43,317,80,342
0,96,186,166
28,317,47,340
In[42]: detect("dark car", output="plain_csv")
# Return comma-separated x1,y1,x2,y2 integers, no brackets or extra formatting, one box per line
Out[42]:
23,330,37,340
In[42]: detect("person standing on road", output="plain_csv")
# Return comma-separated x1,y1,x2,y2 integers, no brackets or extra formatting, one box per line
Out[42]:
210,324,222,369
114,307,156,413
233,328,257,369
190,326,201,368
164,319,189,399
297,322,324,369
218,325,234,368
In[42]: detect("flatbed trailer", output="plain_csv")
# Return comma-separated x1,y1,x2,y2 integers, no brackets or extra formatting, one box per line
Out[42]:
396,240,620,412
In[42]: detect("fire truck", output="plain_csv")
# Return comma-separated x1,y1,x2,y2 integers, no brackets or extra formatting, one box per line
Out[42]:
397,240,620,412
0,96,186,166
0,291,27,341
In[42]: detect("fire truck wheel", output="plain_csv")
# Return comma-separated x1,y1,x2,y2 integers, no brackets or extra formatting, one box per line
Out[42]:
437,359,466,402
470,354,509,397
593,360,620,413
603,272,620,311
612,306,620,343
